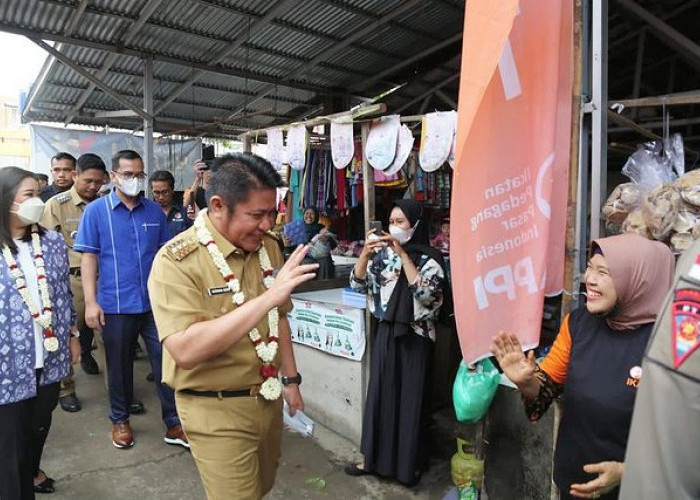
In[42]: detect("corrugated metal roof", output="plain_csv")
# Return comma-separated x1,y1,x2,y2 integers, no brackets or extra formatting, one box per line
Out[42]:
0,0,464,137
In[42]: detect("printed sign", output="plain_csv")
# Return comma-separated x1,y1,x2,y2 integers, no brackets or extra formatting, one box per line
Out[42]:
288,299,366,361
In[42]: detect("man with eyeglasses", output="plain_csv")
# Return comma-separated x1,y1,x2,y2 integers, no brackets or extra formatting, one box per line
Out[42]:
41,154,107,413
150,170,192,238
74,150,186,451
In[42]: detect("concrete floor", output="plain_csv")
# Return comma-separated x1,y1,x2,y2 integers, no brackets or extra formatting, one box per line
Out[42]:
41,355,456,499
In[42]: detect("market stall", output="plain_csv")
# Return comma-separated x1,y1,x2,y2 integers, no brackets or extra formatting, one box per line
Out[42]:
240,105,459,443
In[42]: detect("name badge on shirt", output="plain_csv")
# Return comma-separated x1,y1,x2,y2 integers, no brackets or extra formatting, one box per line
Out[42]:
208,286,233,296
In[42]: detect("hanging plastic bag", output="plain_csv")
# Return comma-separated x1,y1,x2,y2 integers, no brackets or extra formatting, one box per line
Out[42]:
452,358,500,423
621,141,676,193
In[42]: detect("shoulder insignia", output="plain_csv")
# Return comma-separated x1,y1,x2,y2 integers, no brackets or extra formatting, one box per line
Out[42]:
265,230,280,241
165,234,199,261
672,288,700,368
56,193,71,205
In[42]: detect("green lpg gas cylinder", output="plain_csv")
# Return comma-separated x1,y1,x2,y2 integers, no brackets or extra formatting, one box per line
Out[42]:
450,438,484,489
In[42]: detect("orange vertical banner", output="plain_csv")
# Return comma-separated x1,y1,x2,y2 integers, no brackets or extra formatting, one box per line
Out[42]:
451,0,574,363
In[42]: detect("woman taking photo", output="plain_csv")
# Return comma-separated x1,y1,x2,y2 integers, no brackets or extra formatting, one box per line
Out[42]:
0,167,79,498
491,234,674,499
344,199,446,487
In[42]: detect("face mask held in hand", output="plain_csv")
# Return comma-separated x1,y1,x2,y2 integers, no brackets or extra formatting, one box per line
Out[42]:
12,197,45,225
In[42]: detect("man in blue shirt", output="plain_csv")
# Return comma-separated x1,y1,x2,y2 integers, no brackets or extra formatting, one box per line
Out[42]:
149,170,192,238
75,150,186,450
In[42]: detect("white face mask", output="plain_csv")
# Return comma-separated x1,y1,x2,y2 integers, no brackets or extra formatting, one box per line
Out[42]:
389,224,416,245
117,177,144,197
12,197,45,225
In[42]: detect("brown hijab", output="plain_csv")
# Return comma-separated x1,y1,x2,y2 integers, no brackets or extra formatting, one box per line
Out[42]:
592,234,675,331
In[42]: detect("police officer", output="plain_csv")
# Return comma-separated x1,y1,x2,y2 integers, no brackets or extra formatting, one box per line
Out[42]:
148,153,318,499
41,153,106,412
620,241,700,499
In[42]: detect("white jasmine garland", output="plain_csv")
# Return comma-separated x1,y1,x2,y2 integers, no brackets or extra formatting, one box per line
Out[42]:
194,209,283,401
1,227,58,352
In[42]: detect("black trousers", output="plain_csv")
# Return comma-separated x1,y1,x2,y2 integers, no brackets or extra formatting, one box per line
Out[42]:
0,377,60,500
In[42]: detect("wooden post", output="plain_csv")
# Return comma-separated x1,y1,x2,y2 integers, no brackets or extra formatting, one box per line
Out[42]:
360,121,375,410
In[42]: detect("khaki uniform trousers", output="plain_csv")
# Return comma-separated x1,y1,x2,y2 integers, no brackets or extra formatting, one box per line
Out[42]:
59,274,107,397
175,391,283,500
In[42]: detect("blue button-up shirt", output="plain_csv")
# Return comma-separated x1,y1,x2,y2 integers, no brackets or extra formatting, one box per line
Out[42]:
74,190,170,314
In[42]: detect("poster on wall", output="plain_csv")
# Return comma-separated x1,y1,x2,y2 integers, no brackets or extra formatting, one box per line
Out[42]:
450,0,573,363
288,299,366,361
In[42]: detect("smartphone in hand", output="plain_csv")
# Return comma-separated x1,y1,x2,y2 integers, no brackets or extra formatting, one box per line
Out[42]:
369,220,383,234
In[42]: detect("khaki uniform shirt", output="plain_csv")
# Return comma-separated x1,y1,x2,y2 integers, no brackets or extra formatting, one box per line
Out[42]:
620,241,700,499
148,215,292,392
40,186,87,269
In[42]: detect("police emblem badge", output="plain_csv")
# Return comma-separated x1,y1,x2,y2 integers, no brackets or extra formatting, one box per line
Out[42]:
672,288,700,368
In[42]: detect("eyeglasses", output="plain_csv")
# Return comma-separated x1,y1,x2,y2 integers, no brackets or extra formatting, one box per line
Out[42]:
152,189,172,197
115,171,147,181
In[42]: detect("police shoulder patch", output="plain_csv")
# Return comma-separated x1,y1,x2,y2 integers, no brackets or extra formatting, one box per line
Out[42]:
672,288,700,368
165,234,199,261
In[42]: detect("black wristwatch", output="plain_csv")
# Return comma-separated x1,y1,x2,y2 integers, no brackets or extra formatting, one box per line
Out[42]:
281,372,302,386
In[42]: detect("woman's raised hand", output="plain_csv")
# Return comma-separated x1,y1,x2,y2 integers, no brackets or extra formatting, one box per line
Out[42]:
490,331,537,387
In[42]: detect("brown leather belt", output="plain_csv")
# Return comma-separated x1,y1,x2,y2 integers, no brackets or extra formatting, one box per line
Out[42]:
179,388,252,398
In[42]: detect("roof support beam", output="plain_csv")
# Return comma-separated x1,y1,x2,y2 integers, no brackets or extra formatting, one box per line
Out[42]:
226,0,424,118
24,0,89,117
435,89,457,109
39,0,403,71
394,73,459,113
154,0,300,116
64,0,163,125
28,38,152,122
0,23,331,95
615,0,700,73
349,32,463,92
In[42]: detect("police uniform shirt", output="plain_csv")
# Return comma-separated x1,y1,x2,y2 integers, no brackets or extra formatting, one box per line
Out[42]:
148,214,293,392
40,186,86,269
620,241,700,499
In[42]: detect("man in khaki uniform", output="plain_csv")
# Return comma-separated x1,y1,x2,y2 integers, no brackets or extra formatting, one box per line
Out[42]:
148,153,317,499
41,153,106,412
620,241,700,499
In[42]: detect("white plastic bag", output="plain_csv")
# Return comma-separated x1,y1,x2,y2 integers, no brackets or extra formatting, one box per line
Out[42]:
283,402,314,437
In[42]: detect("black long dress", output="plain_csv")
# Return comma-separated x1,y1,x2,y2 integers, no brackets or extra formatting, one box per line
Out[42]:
361,319,434,483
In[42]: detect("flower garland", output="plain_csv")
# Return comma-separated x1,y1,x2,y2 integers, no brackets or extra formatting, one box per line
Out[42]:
194,210,282,401
1,226,58,352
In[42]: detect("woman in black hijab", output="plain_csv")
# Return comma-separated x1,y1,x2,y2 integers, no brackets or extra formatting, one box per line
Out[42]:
344,199,447,486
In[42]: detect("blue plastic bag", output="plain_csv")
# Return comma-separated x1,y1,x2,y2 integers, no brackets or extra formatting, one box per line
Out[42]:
452,358,500,423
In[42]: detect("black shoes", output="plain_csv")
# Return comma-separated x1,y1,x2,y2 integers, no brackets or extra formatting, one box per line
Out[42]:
81,354,99,375
129,400,146,415
34,471,55,494
344,463,371,476
59,394,81,413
